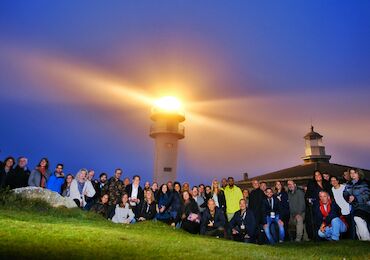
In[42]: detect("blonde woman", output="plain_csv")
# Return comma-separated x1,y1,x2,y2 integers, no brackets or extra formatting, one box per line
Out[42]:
70,168,96,208
211,179,226,213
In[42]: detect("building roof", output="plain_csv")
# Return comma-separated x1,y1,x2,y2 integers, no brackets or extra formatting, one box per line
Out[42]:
236,162,370,185
304,126,323,140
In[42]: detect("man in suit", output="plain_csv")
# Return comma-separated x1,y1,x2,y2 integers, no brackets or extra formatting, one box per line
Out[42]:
125,175,144,217
263,188,285,244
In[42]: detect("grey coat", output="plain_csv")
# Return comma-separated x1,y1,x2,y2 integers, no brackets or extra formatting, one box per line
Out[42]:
28,168,51,187
288,187,306,216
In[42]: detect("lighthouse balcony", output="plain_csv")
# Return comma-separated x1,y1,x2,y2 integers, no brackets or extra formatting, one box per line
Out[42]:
150,124,185,139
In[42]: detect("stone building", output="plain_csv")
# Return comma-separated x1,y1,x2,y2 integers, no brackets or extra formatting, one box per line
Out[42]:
236,126,370,190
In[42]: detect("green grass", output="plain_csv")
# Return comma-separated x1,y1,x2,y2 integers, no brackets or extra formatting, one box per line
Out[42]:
0,192,369,259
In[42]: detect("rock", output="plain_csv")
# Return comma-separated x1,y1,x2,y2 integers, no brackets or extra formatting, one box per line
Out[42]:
12,187,77,208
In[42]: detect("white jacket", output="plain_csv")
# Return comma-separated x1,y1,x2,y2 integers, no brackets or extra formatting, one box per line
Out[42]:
69,179,96,207
111,203,135,224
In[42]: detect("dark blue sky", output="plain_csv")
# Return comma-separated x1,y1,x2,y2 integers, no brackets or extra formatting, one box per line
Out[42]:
1,1,370,184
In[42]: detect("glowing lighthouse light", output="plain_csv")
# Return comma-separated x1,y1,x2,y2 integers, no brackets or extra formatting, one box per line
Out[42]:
153,96,183,113
150,96,185,185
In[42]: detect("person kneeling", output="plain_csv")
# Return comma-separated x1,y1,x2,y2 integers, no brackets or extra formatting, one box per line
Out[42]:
263,188,285,244
314,191,347,241
200,199,226,237
90,194,109,219
111,192,136,224
181,190,201,234
229,199,256,243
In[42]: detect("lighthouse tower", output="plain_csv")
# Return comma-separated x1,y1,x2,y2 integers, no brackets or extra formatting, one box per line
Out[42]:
301,126,331,164
149,97,185,185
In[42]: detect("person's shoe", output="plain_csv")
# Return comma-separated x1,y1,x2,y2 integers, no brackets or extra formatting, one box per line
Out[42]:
279,240,284,243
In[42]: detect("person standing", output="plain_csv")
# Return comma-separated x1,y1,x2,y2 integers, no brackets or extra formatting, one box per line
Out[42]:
275,181,290,241
46,164,65,194
125,175,144,217
5,156,29,189
28,158,51,188
223,177,243,221
249,179,266,243
287,180,308,242
0,156,15,189
102,168,125,218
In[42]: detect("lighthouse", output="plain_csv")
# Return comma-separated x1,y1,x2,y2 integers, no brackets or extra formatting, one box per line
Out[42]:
149,96,185,185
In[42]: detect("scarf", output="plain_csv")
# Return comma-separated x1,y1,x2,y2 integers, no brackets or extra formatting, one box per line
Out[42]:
38,167,47,188
319,199,331,223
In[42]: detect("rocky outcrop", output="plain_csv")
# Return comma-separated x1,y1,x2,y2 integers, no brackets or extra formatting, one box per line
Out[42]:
12,187,77,208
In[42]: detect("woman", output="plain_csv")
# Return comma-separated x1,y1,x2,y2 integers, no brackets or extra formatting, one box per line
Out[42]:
151,182,159,201
181,190,201,234
242,189,249,204
211,179,226,213
69,169,96,208
156,184,172,223
111,192,135,224
28,158,51,188
275,180,290,241
90,194,109,219
205,185,212,202
169,182,183,226
0,156,15,189
61,174,74,197
305,170,332,239
343,169,370,241
138,190,157,221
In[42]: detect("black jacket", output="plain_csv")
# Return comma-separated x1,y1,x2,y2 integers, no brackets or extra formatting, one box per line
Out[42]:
5,165,30,189
125,184,144,204
305,180,332,203
262,195,283,224
200,207,226,234
313,200,342,227
0,166,14,189
249,188,266,224
181,199,199,219
229,209,257,239
138,200,157,220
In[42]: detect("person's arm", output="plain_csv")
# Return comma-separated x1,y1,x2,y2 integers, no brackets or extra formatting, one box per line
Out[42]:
85,181,96,198
128,208,135,222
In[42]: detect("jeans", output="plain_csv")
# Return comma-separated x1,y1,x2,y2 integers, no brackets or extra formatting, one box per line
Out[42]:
264,215,285,244
318,217,347,241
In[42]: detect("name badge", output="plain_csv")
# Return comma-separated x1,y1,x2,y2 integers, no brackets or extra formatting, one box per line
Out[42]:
270,212,275,218
240,224,245,230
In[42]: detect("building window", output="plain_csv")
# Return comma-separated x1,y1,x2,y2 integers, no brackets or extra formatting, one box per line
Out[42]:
164,167,172,172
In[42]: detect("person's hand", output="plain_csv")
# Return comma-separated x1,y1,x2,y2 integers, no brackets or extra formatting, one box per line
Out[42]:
138,217,145,221
349,195,355,203
159,206,165,213
263,224,268,229
278,219,284,226
320,223,326,232
208,220,214,227
295,214,303,221
136,199,140,204
232,229,238,235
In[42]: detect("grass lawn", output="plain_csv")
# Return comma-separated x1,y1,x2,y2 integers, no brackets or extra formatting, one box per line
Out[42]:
0,194,369,259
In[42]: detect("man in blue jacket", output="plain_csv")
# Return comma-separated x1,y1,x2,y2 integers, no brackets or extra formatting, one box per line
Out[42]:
46,164,65,194
314,191,347,241
200,199,226,237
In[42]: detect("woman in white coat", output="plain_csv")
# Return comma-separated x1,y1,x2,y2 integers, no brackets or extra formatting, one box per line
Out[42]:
112,192,136,224
70,168,96,208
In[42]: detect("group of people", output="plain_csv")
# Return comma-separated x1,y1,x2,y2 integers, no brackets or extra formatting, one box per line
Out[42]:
1,155,369,244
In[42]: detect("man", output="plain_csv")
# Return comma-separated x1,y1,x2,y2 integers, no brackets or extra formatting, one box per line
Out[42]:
287,180,308,242
314,191,347,241
46,164,65,194
263,188,285,244
322,172,331,182
125,175,144,216
221,178,228,190
198,184,206,199
167,181,174,193
95,173,108,200
249,179,266,227
229,199,256,243
5,156,30,189
260,182,267,194
192,186,205,213
200,199,226,237
102,168,125,218
223,177,243,221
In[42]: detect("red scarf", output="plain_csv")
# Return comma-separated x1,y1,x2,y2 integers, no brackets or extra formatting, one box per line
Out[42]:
319,200,331,224
38,167,47,188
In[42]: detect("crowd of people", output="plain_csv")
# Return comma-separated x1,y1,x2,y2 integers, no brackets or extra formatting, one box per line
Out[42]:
1,155,369,244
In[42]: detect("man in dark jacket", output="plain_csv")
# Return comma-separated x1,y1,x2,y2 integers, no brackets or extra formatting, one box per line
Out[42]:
125,175,144,216
229,198,256,243
263,188,285,244
200,199,226,237
314,191,347,241
249,179,266,243
5,156,30,189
